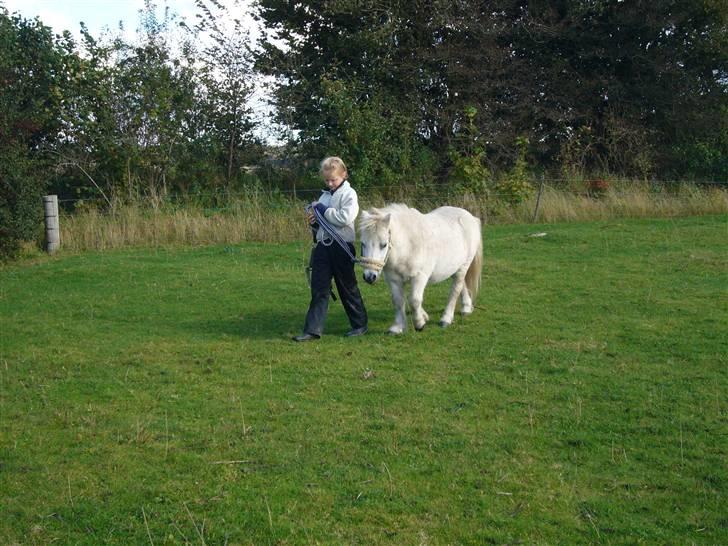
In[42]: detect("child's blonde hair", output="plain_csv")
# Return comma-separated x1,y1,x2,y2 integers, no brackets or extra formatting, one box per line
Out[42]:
320,156,348,179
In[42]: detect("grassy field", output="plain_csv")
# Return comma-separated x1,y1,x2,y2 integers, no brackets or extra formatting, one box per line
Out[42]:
1,215,726,544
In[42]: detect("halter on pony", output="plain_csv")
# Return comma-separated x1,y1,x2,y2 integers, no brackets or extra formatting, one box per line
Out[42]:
358,252,389,274
306,204,390,273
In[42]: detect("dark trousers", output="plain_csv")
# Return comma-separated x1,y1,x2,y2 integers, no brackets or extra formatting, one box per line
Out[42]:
303,241,368,336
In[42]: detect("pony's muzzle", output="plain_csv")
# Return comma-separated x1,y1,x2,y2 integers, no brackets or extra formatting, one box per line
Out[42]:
358,256,385,284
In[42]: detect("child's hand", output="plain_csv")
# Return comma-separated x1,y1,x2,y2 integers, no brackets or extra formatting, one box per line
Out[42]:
306,204,316,224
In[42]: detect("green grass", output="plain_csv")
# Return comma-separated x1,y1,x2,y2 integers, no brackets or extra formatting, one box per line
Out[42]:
1,215,726,544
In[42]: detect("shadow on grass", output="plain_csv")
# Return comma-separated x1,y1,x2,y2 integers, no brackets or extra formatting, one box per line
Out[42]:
183,310,301,340
181,306,394,341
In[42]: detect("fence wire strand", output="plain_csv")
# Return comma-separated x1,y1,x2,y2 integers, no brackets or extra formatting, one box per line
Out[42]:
56,178,727,211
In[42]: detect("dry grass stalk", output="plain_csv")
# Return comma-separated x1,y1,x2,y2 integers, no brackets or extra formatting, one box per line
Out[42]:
58,185,727,252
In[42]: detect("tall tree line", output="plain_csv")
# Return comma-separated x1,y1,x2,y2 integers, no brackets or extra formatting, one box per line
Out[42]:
256,0,727,183
1,0,726,258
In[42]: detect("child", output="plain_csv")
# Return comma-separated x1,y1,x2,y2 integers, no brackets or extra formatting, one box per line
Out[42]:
293,157,368,341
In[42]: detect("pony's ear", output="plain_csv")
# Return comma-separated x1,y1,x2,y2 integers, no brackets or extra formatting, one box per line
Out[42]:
381,213,391,229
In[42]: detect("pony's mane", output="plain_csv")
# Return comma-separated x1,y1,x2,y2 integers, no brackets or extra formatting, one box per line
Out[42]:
359,203,417,233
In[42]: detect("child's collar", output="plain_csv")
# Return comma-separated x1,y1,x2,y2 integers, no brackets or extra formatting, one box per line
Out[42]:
324,180,348,194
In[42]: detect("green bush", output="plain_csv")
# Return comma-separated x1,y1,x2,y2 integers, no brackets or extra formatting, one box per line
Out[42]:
0,146,46,260
0,12,70,259
318,77,437,189
495,137,534,205
447,107,491,196
673,135,728,181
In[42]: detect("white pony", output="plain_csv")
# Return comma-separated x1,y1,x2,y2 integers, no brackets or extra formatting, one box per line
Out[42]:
358,204,483,334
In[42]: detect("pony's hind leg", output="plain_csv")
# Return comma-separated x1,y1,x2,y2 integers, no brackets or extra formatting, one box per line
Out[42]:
460,286,473,315
440,268,467,327
387,279,407,334
408,275,429,331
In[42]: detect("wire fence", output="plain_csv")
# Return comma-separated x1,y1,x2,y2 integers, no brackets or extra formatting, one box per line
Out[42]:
51,177,728,251
55,178,728,226
56,177,727,206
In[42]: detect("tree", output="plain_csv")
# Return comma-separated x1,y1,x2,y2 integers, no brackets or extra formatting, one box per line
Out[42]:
0,10,77,258
256,0,727,180
255,0,440,186
193,0,259,189
507,0,727,177
53,1,203,202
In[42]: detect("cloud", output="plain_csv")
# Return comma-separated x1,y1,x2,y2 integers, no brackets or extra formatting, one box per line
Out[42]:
5,0,75,32
3,0,147,41
3,0,261,40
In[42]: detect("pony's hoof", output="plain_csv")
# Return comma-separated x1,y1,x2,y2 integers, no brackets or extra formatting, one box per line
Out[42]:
387,327,404,335
461,308,473,316
415,323,426,332
439,320,451,328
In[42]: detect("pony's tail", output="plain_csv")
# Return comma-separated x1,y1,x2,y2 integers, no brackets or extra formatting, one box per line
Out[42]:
465,219,483,304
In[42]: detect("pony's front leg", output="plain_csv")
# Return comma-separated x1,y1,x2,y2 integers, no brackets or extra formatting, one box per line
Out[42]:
387,279,407,334
408,275,429,331
440,268,467,327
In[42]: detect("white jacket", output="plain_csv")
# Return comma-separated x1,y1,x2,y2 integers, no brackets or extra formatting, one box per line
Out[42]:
315,180,359,243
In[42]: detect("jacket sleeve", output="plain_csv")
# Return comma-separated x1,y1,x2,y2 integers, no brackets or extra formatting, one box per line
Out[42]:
324,188,359,228
313,202,329,216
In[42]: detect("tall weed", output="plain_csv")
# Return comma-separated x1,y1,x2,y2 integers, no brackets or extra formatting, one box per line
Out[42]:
57,182,727,252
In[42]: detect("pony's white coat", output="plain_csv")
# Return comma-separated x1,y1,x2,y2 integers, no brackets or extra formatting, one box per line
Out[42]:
359,204,483,333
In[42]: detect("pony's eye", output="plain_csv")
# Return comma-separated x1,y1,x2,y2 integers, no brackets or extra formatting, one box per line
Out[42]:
380,243,387,250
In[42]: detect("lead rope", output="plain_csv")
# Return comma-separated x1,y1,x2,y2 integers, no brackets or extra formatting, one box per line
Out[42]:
307,205,390,273
309,205,358,261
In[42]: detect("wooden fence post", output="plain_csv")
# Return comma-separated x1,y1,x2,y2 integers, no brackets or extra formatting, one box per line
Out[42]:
532,175,545,223
43,195,60,254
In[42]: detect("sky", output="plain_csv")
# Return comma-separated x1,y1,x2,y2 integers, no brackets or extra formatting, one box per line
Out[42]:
5,0,175,42
3,0,260,42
